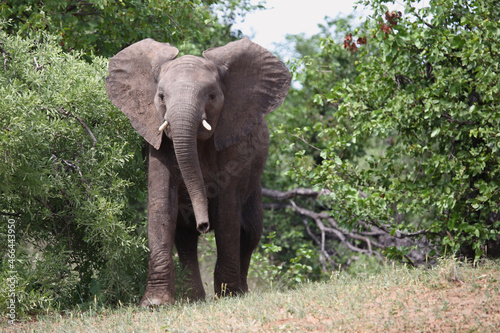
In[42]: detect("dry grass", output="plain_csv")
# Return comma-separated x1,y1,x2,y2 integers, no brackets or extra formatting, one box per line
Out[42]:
6,258,500,332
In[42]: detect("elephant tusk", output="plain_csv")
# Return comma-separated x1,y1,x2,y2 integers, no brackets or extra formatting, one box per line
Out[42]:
158,120,168,132
202,119,212,131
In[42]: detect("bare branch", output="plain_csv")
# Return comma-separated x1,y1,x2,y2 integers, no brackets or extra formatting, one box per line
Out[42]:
57,107,97,148
263,187,432,267
263,187,434,239
302,218,329,272
33,57,45,71
262,187,329,200
164,12,185,39
362,219,435,239
441,112,477,126
265,198,383,263
414,11,435,29
290,133,322,151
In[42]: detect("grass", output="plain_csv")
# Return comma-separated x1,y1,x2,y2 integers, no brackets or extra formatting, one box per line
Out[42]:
6,258,500,332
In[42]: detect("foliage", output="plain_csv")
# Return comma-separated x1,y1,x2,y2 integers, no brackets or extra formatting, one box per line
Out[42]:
265,15,362,194
0,31,148,316
263,16,364,273
248,231,319,289
0,0,263,58
286,0,500,261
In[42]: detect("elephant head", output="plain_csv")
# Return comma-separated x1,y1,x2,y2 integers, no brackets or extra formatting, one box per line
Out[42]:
106,38,291,233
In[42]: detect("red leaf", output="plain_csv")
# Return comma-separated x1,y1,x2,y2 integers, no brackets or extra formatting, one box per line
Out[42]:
385,11,402,26
357,37,367,45
380,23,391,34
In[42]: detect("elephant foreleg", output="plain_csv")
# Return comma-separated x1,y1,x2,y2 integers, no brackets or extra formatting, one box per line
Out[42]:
140,143,179,307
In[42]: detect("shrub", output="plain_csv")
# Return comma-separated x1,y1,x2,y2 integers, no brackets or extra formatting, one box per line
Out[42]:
288,0,500,260
0,31,148,316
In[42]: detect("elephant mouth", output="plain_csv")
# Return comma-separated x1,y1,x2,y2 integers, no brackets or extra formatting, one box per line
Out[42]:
159,117,213,140
158,119,211,132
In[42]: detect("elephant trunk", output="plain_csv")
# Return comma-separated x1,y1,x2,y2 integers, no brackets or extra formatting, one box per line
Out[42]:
170,107,210,234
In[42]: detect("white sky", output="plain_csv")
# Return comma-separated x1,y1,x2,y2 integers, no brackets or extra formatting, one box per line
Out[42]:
232,0,364,52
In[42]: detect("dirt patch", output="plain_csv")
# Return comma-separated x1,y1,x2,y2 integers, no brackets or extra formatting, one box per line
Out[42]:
262,272,499,332
263,308,334,332
363,276,500,332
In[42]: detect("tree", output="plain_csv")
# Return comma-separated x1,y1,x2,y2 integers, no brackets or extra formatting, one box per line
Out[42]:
260,16,380,278
0,0,263,57
285,0,499,262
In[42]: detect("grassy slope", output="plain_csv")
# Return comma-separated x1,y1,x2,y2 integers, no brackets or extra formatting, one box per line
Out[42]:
9,259,500,332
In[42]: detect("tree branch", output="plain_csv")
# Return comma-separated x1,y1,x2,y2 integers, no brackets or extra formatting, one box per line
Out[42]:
290,133,322,151
362,219,435,239
262,187,433,267
263,197,384,269
414,12,435,29
57,107,97,148
262,187,329,200
441,112,477,126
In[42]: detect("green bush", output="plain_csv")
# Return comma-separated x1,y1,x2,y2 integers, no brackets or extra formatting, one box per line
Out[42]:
0,31,148,316
262,16,366,273
287,0,500,260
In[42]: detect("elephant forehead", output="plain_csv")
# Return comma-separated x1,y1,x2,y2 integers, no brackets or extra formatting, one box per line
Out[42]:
164,55,218,74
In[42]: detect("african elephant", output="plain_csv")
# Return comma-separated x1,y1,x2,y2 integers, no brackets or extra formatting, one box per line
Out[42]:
106,37,291,306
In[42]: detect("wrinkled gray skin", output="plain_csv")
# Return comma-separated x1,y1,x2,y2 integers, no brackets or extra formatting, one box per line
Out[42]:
106,38,291,306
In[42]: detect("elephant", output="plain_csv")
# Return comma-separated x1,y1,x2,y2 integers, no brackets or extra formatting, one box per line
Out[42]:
106,37,291,306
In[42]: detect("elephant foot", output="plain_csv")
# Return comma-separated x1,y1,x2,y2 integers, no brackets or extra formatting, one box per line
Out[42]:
139,288,175,307
214,282,244,298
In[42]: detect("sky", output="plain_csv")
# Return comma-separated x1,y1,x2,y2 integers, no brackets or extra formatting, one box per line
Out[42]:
231,0,365,52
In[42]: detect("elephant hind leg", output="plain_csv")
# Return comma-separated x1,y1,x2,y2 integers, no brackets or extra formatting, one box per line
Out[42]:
175,226,206,301
240,189,264,292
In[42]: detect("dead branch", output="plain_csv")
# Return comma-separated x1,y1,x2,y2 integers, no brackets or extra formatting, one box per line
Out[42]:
33,57,45,71
263,187,434,239
362,219,434,239
262,187,329,200
263,195,385,271
262,187,433,268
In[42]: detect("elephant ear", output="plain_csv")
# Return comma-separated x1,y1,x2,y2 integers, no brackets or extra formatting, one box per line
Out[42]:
106,39,179,150
203,37,291,151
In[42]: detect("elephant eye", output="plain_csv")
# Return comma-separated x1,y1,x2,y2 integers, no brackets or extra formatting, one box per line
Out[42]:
208,93,217,101
158,93,165,102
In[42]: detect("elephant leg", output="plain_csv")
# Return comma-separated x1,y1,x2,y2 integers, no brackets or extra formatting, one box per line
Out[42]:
240,189,264,292
140,143,179,307
214,207,242,296
175,225,205,301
